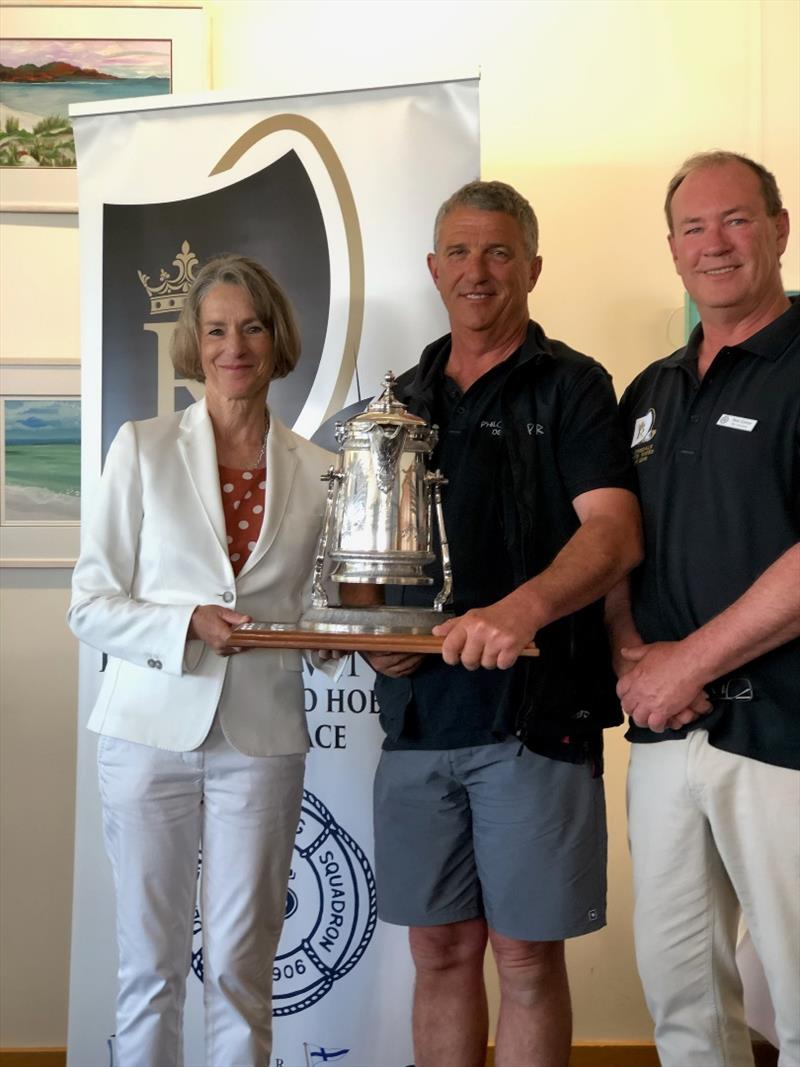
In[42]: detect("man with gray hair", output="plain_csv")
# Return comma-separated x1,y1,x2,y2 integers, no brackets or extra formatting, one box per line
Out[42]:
366,180,643,1066
606,151,800,1064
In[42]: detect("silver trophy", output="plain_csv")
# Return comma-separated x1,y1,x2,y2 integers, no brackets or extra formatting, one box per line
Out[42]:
298,371,453,635
229,373,537,655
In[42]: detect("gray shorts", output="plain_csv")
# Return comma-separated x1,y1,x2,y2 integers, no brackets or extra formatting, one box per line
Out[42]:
373,740,607,941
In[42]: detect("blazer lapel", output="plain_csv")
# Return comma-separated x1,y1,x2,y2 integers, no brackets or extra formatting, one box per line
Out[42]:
176,399,230,562
238,413,298,578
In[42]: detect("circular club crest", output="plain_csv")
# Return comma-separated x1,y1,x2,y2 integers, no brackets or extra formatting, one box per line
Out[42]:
191,790,377,1016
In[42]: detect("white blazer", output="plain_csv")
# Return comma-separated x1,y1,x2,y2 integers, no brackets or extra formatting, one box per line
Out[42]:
69,399,333,756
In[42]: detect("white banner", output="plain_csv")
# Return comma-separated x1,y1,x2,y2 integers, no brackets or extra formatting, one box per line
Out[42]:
68,79,479,1067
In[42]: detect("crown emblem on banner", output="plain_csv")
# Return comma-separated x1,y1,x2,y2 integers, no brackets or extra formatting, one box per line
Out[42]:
137,240,199,315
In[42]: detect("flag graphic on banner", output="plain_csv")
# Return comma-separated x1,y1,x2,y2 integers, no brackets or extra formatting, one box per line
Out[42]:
304,1042,351,1064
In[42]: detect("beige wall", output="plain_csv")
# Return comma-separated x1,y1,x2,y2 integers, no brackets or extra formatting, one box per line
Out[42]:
0,572,77,1046
1,0,797,1048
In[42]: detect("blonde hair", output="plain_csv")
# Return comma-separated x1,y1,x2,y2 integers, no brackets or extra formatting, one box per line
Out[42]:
171,254,300,382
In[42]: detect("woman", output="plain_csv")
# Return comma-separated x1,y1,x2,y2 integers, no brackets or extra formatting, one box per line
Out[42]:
69,254,334,1066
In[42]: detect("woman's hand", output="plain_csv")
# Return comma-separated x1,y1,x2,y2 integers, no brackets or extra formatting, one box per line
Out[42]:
188,605,252,656
362,651,424,677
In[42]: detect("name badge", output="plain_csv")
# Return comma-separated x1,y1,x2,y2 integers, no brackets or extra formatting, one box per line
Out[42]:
717,414,758,432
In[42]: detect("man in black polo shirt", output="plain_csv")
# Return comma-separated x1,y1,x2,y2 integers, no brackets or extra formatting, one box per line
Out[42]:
367,181,643,1067
606,151,800,1065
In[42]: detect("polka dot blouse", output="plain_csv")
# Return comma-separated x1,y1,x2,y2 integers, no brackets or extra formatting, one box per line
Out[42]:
219,465,266,576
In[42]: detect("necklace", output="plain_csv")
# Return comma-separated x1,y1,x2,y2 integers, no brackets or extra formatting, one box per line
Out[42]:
251,414,270,469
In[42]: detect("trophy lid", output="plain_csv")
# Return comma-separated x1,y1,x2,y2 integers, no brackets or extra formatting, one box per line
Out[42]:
349,372,428,428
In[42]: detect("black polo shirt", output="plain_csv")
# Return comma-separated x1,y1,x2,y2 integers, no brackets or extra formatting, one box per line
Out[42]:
379,330,634,752
619,299,800,769
384,351,521,749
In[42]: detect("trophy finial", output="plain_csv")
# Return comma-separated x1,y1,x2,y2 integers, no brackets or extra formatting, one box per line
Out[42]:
364,370,410,419
348,370,426,428
375,371,398,408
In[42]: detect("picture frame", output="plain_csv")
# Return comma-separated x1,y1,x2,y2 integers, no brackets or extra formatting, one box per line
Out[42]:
0,2,207,213
0,358,81,566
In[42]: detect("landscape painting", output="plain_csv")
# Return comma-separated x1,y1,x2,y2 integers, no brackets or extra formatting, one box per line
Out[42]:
0,39,171,168
2,398,80,523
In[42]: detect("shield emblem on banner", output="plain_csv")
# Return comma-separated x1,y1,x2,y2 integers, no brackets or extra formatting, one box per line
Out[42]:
101,140,356,458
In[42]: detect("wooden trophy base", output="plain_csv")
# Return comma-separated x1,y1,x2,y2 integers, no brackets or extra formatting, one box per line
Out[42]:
226,622,539,657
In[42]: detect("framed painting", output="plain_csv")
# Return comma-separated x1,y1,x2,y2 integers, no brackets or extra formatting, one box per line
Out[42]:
0,359,81,566
0,3,207,212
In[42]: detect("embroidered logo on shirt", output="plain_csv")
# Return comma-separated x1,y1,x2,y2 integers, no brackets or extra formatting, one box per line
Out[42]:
478,420,544,437
716,413,758,432
631,408,657,464
631,408,657,447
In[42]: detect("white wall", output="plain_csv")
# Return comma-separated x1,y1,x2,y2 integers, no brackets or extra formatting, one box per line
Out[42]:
1,0,797,1047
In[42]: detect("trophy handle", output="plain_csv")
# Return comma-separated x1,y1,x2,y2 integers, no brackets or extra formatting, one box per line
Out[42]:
427,470,453,611
426,477,433,554
310,466,344,609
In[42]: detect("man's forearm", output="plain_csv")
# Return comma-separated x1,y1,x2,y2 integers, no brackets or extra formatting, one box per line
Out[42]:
433,488,641,670
616,544,799,730
682,543,800,683
510,507,643,634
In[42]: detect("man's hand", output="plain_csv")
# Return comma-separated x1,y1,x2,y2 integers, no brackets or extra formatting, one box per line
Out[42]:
432,593,536,671
617,641,712,733
362,651,424,678
188,605,252,656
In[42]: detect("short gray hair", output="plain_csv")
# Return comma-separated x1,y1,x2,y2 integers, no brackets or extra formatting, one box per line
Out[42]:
171,253,300,383
433,180,540,258
665,151,783,232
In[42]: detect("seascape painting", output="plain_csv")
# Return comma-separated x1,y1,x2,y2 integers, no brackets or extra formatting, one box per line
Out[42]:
2,398,80,523
0,39,171,168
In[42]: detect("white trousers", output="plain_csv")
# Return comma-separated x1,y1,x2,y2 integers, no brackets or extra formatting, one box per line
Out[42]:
628,732,800,1067
98,717,305,1067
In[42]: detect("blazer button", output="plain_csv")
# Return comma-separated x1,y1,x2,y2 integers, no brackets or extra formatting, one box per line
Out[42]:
154,660,163,669
222,591,234,603
147,658,156,668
